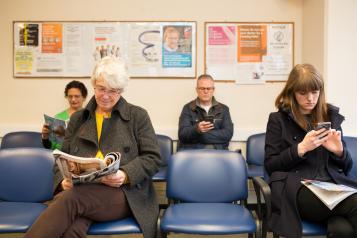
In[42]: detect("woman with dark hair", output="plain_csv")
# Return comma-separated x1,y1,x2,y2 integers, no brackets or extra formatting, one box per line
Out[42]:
265,64,357,238
42,80,88,149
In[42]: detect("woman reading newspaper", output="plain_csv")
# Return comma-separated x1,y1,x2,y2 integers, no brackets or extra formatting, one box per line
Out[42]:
25,56,161,238
41,80,88,149
265,64,357,238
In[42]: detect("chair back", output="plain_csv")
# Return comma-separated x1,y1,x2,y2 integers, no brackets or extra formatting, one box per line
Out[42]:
246,133,265,166
1,131,43,149
344,136,357,176
156,134,173,166
167,149,248,203
0,148,54,202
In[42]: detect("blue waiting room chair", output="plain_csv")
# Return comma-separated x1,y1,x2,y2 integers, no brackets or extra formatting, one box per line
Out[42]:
160,149,261,238
1,131,43,149
0,148,54,234
344,136,357,177
0,147,142,236
152,134,173,182
246,133,266,178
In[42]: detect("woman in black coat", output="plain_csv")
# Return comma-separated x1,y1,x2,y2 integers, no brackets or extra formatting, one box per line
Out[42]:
265,64,357,238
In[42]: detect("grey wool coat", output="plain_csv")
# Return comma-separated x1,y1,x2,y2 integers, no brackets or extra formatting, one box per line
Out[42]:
55,96,161,238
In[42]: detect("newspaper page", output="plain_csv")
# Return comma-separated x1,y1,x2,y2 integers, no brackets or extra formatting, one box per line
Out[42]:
301,180,357,210
44,114,67,146
53,149,121,184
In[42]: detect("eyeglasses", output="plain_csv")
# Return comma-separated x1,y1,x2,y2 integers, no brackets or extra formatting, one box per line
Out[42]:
94,86,120,97
66,95,83,99
197,87,214,91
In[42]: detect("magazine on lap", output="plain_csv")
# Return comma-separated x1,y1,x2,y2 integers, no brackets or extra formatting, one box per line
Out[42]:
53,149,121,185
301,179,357,210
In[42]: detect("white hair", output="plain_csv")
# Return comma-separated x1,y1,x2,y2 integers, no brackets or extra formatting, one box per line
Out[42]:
91,56,129,92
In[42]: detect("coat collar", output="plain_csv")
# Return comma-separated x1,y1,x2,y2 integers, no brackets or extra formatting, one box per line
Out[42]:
83,96,131,121
189,97,220,111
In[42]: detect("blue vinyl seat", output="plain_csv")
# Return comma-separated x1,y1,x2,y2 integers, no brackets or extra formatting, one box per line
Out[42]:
152,134,173,181
160,149,260,238
246,133,265,178
1,131,43,149
0,148,54,234
88,217,141,235
344,136,357,176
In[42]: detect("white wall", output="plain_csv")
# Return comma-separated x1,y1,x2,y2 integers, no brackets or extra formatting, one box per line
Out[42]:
302,0,325,73
0,0,304,142
325,0,357,136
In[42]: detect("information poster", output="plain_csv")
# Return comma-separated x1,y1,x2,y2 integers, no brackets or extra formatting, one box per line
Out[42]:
205,22,293,83
13,21,196,78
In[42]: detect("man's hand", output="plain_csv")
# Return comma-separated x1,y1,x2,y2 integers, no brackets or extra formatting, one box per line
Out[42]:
197,121,214,133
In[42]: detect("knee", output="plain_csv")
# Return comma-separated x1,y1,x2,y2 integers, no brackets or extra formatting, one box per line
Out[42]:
55,188,81,204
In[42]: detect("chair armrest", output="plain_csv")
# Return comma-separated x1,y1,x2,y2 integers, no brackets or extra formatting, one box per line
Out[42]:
252,176,271,220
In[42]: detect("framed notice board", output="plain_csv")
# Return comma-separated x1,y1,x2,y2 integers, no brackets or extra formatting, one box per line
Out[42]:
205,22,294,83
13,21,197,78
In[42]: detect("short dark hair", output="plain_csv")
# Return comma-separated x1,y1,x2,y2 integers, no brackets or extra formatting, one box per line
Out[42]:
64,80,88,98
197,74,214,81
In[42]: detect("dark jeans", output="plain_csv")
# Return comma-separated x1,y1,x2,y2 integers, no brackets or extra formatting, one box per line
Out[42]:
297,185,357,238
24,183,131,238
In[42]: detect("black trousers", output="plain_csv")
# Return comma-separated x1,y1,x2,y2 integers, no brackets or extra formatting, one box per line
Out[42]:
24,183,131,238
297,185,357,238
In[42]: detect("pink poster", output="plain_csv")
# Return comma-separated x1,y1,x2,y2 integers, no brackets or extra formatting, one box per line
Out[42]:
208,26,235,45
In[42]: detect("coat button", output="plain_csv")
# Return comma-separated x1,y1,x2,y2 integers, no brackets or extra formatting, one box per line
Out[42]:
293,136,297,140
124,147,130,153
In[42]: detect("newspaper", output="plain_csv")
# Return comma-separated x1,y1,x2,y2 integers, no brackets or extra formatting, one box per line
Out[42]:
53,149,121,185
301,179,357,210
44,114,68,145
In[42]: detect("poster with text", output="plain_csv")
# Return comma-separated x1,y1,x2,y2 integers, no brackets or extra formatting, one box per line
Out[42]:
13,21,196,78
205,22,293,83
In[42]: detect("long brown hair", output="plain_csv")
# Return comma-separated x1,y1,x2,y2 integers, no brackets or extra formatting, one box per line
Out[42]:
275,64,328,130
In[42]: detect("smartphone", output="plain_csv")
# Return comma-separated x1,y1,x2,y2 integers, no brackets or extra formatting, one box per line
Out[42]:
315,122,331,131
200,115,214,123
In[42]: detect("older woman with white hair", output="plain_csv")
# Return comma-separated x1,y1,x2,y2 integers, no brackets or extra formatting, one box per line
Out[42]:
25,56,161,238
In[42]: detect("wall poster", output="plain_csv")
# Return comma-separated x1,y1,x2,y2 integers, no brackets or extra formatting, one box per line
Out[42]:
13,21,197,78
205,22,294,83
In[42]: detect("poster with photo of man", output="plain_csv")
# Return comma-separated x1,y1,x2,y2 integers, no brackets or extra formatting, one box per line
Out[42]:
162,25,192,68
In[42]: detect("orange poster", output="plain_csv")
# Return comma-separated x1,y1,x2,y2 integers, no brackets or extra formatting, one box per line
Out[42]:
237,25,267,62
42,23,63,53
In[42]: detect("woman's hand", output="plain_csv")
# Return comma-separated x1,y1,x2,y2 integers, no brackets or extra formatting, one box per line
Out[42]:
322,129,343,157
298,128,329,157
61,178,73,191
41,123,50,139
101,170,127,187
